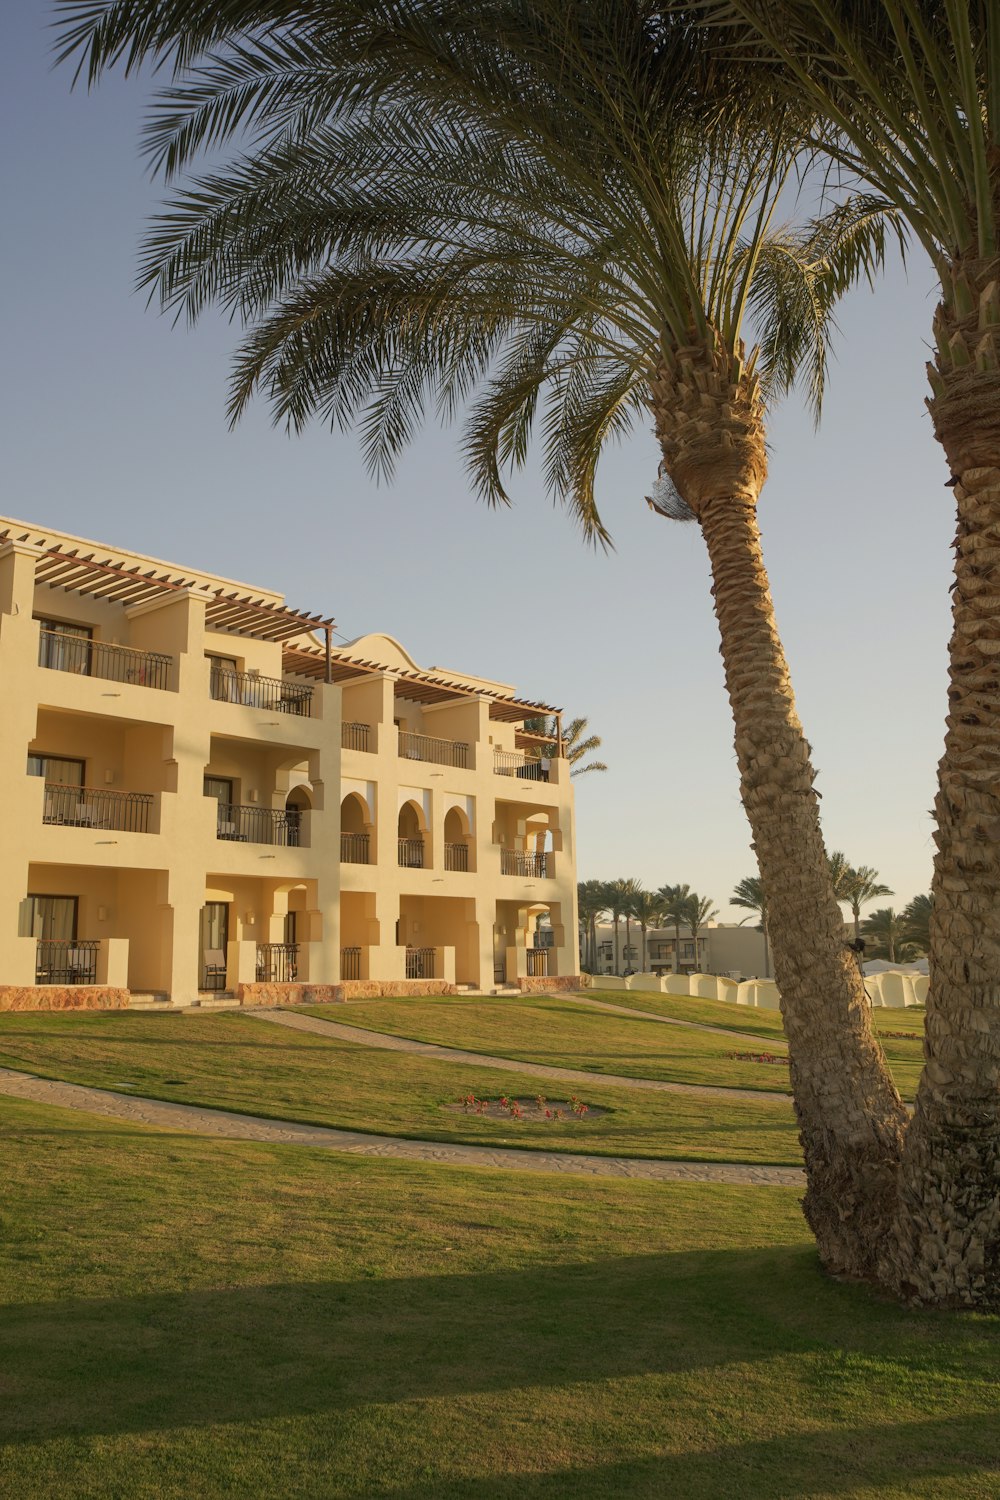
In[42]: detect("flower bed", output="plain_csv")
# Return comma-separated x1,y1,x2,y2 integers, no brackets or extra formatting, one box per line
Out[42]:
443,1092,605,1122
728,1050,789,1066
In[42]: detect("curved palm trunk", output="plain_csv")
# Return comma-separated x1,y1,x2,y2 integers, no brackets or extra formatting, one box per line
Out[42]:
887,268,1000,1305
652,343,908,1279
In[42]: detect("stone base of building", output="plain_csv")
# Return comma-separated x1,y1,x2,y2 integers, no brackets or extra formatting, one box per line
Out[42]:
0,985,130,1013
235,982,342,1007
337,979,459,1000
517,975,581,994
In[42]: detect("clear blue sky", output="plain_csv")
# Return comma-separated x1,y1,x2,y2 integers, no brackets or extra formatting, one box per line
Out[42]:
1,5,951,918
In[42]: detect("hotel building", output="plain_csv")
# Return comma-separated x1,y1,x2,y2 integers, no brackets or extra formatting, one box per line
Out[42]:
0,517,579,1009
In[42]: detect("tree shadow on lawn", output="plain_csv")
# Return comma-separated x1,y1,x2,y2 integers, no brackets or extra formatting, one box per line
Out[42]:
2,1246,995,1452
369,1419,1000,1500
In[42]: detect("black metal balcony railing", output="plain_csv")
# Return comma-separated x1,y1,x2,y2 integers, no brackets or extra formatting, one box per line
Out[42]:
493,750,549,782
42,784,154,833
256,943,299,982
342,721,371,752
398,730,469,769
527,947,549,978
341,946,362,981
209,667,312,716
215,803,302,846
493,960,507,986
398,837,425,868
35,939,99,985
406,946,436,979
340,832,370,864
38,630,172,690
501,849,551,878
444,842,469,872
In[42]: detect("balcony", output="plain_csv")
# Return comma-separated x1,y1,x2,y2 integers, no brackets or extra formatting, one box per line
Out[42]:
399,730,469,769
209,666,312,716
398,837,425,868
215,803,302,846
494,749,549,782
406,946,436,979
342,721,372,751
341,946,362,980
42,784,155,834
501,849,551,878
35,939,99,985
38,631,172,690
444,842,469,872
256,942,299,982
341,832,370,864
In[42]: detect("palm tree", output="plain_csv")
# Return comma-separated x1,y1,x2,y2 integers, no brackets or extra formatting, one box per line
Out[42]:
57,0,906,1282
731,875,770,978
861,908,918,967
524,715,607,777
665,0,1000,1309
576,879,608,972
604,878,637,978
629,890,667,973
901,894,933,957
657,883,692,974
617,877,645,974
684,893,718,971
840,866,894,945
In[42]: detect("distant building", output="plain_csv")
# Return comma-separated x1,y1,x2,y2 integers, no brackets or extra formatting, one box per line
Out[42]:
588,920,768,979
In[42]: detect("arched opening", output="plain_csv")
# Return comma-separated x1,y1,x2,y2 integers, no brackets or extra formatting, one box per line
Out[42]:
340,792,371,865
444,806,471,872
398,801,426,868
284,785,311,850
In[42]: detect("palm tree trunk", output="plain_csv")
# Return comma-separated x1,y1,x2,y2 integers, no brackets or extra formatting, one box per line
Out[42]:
696,483,908,1276
887,294,1000,1304
651,343,907,1280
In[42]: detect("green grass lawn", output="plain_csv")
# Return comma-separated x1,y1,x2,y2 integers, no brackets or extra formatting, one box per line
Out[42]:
0,1010,802,1166
2,1092,998,1500
307,995,795,1093
588,990,927,1098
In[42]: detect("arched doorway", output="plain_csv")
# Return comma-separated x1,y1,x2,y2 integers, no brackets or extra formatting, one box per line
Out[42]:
443,806,470,872
340,791,371,864
398,801,426,868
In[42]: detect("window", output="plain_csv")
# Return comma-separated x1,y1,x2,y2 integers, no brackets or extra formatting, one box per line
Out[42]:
36,618,92,674
28,754,85,787
20,894,78,941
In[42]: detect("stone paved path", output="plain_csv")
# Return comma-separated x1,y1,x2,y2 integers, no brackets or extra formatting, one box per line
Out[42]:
0,1068,803,1186
566,992,789,1047
250,1007,792,1103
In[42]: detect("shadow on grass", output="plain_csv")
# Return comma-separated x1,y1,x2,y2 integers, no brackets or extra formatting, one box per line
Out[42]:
367,1421,1000,1500
2,1244,996,1455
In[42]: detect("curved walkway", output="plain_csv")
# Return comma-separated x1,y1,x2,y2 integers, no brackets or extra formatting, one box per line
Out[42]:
250,1007,792,1103
568,992,788,1047
0,1067,803,1187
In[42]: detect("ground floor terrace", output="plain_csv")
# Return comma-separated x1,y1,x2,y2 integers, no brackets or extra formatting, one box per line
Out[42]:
0,863,579,1010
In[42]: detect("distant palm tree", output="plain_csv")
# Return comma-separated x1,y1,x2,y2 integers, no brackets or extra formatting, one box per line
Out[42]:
827,851,852,903
617,877,645,973
901,894,933,957
862,909,918,967
685,893,719,970
605,878,639,977
841,866,894,944
731,875,770,978
657,883,693,974
524,715,607,777
576,879,609,972
629,890,667,973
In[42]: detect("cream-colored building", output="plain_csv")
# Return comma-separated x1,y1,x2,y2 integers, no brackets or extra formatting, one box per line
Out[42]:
0,517,579,1009
591,920,769,979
